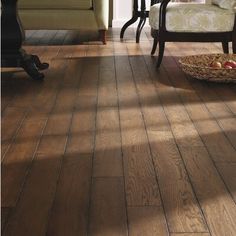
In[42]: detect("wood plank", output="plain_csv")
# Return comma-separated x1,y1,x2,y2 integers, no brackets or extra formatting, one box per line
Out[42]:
3,135,68,236
93,107,123,177
171,234,210,236
179,146,236,236
1,107,26,159
46,153,92,236
115,54,161,206
127,46,207,233
148,131,208,233
163,64,236,163
170,43,236,153
1,117,46,207
46,48,97,235
89,178,128,236
215,163,236,202
1,208,12,232
128,206,168,236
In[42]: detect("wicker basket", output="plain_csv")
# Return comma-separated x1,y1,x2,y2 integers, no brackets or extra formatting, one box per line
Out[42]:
179,54,236,83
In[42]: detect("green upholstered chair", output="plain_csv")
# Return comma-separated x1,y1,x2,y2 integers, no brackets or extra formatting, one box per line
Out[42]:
149,0,236,67
18,0,109,44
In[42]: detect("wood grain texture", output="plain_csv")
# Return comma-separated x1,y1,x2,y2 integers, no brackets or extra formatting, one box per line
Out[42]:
93,108,123,177
128,206,168,236
46,154,92,236
1,107,26,158
215,163,236,202
1,208,12,232
1,117,46,207
115,51,161,206
128,48,207,233
89,178,128,236
3,136,67,236
148,131,207,233
171,234,210,236
2,29,236,236
179,146,236,236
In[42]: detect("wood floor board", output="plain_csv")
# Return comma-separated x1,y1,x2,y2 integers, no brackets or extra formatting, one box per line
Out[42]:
1,116,47,207
127,44,207,233
179,146,236,236
46,44,97,235
46,153,93,236
1,208,13,232
162,62,236,163
93,52,123,177
3,135,68,236
170,233,210,236
215,163,236,202
1,107,27,159
128,206,169,236
170,43,236,154
93,107,123,177
88,178,128,236
2,29,236,236
115,49,161,207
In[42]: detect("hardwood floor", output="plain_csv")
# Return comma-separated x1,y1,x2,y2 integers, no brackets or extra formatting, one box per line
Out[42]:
1,28,236,236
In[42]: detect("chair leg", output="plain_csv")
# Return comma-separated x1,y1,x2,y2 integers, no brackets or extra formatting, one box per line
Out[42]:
151,37,158,55
222,41,229,53
156,41,165,68
136,16,146,43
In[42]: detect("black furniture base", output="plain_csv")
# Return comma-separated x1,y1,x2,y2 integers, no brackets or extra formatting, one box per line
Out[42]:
2,49,49,80
1,0,49,80
120,0,157,43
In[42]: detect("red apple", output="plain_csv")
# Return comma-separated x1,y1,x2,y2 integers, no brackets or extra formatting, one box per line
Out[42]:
210,61,222,68
224,65,233,69
224,60,236,69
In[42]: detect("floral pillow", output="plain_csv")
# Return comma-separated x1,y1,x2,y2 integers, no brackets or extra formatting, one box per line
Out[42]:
212,0,236,10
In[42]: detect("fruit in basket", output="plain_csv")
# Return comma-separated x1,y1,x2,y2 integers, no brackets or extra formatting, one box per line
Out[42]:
210,61,222,68
224,65,233,69
223,60,236,69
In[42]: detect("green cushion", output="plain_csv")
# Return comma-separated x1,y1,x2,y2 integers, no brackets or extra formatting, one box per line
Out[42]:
18,0,92,10
19,10,98,30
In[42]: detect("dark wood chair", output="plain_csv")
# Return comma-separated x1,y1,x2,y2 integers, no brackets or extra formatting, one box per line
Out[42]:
149,0,236,67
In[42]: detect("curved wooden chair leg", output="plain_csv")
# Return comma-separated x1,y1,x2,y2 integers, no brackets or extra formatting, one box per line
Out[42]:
222,41,229,53
156,41,165,68
151,37,158,55
136,16,146,43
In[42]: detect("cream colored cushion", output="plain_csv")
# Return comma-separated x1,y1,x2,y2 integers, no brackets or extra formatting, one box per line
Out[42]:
212,0,236,10
149,3,235,32
18,0,92,10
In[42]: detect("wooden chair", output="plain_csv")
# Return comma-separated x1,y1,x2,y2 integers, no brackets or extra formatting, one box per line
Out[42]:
149,0,236,67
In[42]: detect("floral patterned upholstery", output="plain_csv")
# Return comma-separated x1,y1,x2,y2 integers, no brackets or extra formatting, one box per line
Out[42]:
149,3,235,32
212,0,236,10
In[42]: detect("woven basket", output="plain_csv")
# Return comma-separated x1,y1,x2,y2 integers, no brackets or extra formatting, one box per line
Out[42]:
179,54,236,83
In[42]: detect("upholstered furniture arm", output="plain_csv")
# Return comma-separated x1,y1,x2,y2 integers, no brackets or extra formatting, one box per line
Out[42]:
159,0,171,31
93,0,109,30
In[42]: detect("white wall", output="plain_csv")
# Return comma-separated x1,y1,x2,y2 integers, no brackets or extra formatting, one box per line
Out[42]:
112,0,151,28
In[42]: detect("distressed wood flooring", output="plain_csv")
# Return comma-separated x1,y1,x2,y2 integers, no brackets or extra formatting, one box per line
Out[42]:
1,28,236,236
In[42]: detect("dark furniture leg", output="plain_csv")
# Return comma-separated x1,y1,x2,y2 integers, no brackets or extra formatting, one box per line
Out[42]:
120,0,149,43
151,37,158,55
120,15,139,40
156,41,165,68
222,41,229,53
136,16,147,43
1,0,49,80
99,30,107,44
